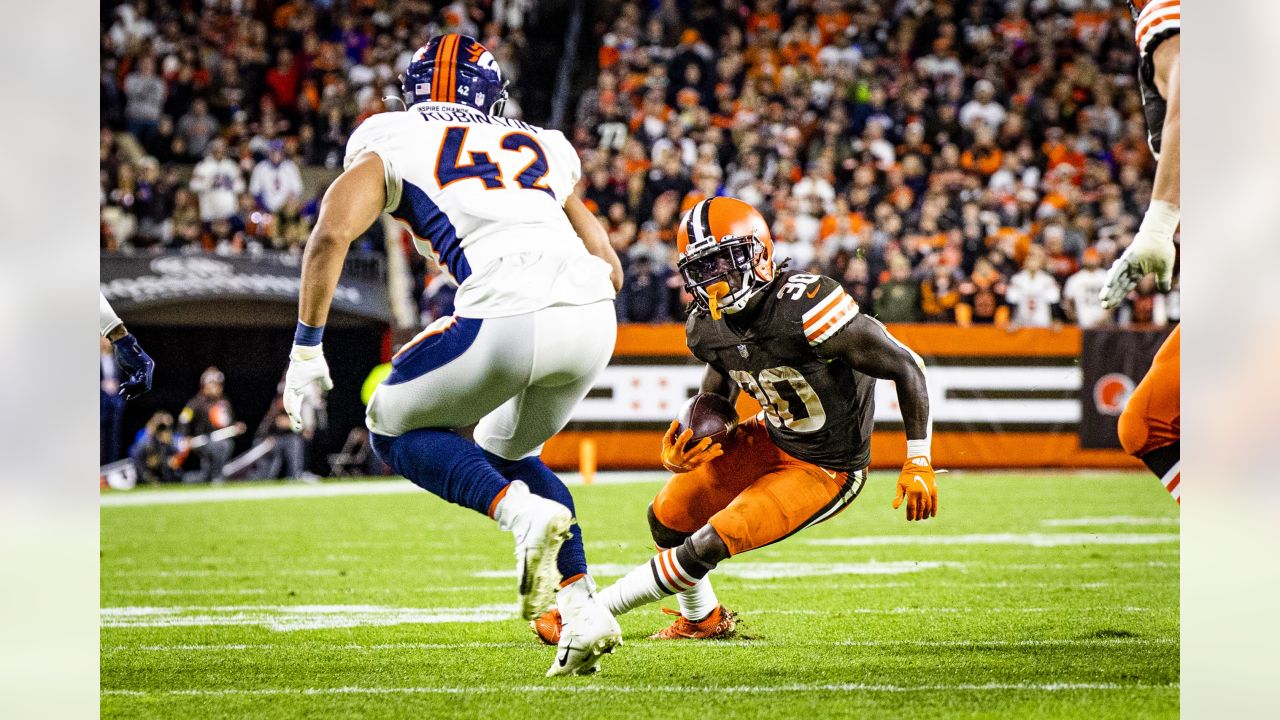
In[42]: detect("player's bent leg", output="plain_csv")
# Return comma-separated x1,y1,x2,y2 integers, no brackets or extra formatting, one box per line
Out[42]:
485,452,588,583
476,301,624,672
647,505,724,631
597,525,727,616
710,465,865,556
1117,325,1181,503
366,314,575,618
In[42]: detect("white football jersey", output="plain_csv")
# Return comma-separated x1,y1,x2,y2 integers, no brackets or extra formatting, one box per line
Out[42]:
344,102,615,318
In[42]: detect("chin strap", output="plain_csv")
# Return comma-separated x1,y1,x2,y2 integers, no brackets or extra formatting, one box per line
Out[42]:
706,282,730,320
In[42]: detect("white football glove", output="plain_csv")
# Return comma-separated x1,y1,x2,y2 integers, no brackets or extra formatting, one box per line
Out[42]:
1100,200,1179,309
283,343,333,432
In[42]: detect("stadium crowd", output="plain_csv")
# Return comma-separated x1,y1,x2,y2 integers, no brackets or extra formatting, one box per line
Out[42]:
100,0,1178,329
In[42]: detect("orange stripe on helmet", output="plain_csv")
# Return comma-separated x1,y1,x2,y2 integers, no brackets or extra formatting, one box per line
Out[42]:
431,37,448,102
443,35,460,103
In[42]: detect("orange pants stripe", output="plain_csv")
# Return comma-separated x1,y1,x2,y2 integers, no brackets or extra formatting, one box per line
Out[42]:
651,417,865,556
1118,325,1180,457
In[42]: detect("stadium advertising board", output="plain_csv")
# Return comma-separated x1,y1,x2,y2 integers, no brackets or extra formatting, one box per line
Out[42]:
543,324,1143,470
1078,327,1177,449
100,253,391,323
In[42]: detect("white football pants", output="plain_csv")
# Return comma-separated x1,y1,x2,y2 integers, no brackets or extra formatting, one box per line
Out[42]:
365,300,616,460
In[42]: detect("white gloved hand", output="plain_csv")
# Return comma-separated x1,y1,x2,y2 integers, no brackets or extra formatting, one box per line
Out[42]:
1100,200,1179,309
283,343,333,432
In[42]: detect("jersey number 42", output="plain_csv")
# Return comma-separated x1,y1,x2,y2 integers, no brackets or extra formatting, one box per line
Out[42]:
435,126,554,198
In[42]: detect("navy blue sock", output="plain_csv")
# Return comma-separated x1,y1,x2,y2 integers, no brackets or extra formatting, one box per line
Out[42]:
484,451,588,582
371,430,508,516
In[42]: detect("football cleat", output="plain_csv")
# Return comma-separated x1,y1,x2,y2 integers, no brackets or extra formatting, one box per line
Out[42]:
648,605,738,640
495,481,574,620
546,576,623,677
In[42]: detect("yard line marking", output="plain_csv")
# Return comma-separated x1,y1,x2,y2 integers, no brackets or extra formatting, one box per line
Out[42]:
100,604,518,631
807,533,1179,548
476,561,964,580
1041,516,1179,527
104,569,343,578
760,607,1156,615
102,682,1179,697
971,561,1177,570
101,586,508,597
100,473,662,507
102,637,1177,654
99,602,1162,631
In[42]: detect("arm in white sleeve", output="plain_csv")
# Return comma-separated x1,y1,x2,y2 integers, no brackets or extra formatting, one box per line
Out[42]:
100,291,123,338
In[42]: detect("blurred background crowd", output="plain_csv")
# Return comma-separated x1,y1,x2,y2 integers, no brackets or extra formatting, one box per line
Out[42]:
101,0,1178,330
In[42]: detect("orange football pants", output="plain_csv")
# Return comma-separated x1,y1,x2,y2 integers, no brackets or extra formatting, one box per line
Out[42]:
1118,324,1181,457
650,417,865,556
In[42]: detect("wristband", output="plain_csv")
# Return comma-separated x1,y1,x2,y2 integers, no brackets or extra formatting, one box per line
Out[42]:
294,321,324,346
1137,200,1180,241
906,439,931,462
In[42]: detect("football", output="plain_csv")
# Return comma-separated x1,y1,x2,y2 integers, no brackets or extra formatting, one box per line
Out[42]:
676,392,739,445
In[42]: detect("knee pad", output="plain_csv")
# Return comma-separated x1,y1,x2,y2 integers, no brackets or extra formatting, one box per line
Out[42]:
648,504,692,549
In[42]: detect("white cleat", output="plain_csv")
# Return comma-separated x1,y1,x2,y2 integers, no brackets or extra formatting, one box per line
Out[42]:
547,576,623,677
494,481,574,620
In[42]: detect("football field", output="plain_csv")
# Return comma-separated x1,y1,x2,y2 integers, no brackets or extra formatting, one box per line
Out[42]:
101,471,1179,719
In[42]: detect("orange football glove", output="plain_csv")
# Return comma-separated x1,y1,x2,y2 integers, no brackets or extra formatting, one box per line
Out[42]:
660,420,724,473
893,456,938,521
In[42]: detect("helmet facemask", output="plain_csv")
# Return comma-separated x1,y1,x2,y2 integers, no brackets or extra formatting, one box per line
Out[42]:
679,234,771,319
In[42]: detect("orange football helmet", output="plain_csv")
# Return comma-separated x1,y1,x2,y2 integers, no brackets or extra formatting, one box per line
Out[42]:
676,197,775,319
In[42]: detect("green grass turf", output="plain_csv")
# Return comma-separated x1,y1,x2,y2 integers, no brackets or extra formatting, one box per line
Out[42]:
101,471,1178,719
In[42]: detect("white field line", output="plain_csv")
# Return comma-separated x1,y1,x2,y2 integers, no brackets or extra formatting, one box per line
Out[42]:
103,637,1177,654
100,473,662,507
100,604,518,631
765,606,1156,615
807,533,1179,548
1041,516,1179,527
102,682,1178,697
102,586,509,597
476,561,963,581
100,603,1161,631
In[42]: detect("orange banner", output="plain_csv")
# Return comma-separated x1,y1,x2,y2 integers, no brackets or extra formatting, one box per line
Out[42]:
541,323,1140,471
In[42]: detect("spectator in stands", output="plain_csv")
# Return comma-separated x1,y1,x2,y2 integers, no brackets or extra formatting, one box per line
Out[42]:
254,379,308,482
129,411,180,485
1119,275,1169,328
123,55,166,143
189,138,244,223
177,99,219,160
250,140,305,213
1006,246,1061,329
920,262,963,323
617,255,671,323
178,367,241,484
957,257,1010,328
872,254,920,323
1062,247,1112,328
959,79,1007,133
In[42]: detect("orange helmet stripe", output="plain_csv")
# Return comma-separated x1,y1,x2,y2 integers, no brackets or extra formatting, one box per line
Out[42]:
431,37,448,102
443,35,460,103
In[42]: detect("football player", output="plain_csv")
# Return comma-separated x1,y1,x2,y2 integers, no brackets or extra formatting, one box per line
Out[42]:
1101,1,1180,504
536,197,936,642
100,291,155,400
281,34,625,675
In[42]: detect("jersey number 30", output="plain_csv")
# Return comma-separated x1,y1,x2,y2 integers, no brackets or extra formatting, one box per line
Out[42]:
729,367,827,432
435,126,554,198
